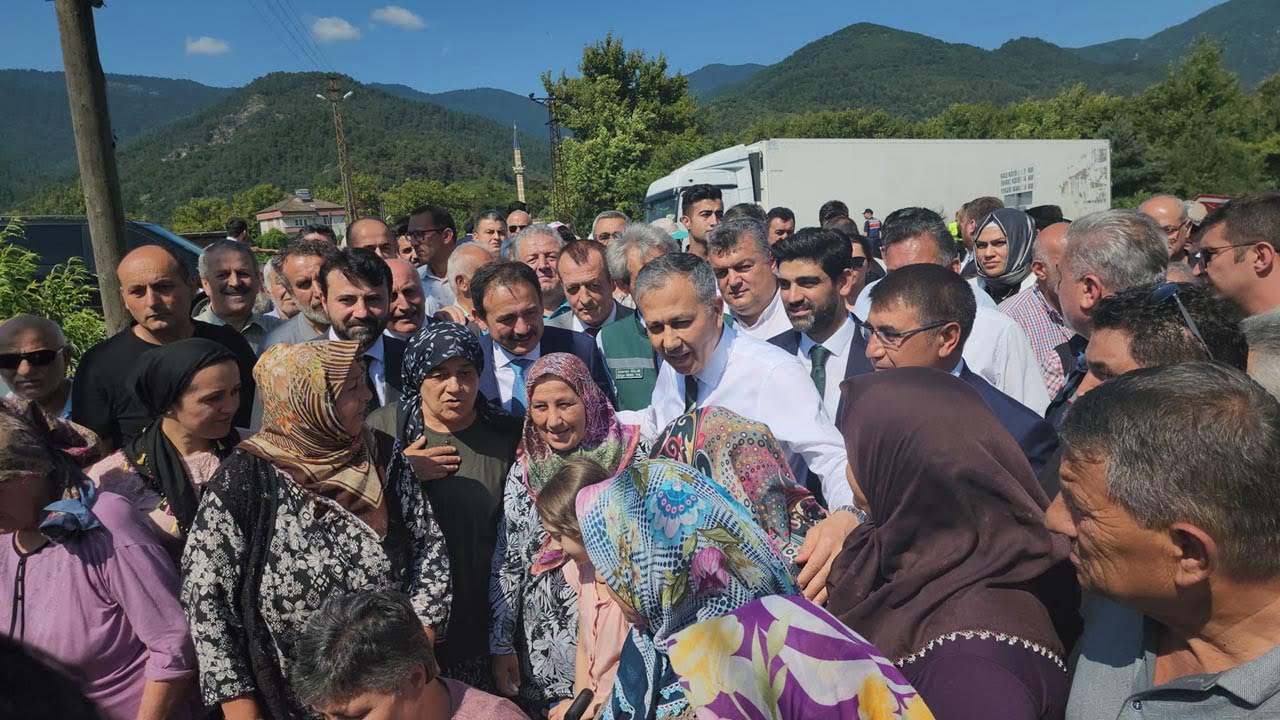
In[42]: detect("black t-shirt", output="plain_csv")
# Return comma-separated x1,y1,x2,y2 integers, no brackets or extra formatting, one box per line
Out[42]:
71,321,258,449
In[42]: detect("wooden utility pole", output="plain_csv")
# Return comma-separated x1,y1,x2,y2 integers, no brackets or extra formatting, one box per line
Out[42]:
54,0,128,333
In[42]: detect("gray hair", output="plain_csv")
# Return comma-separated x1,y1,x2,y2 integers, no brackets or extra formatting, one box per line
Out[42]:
198,238,258,279
592,210,630,233
1061,362,1280,578
706,218,769,259
292,591,435,709
510,224,563,260
633,252,718,314
262,255,283,294
1061,210,1168,291
447,243,495,285
606,223,680,286
1242,313,1280,399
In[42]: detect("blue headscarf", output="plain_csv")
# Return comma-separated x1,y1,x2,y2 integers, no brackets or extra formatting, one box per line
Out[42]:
0,399,103,542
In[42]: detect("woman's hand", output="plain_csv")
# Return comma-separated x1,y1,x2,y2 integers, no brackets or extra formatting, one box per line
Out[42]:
548,699,572,720
492,653,521,697
404,437,460,481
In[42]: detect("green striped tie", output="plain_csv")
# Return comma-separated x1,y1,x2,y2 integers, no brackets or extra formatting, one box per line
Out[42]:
809,344,831,397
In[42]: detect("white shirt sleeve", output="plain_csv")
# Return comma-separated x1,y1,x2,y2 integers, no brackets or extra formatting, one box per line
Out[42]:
754,361,855,509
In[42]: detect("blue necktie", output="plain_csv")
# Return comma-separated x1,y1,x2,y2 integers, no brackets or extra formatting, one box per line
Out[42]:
510,357,533,415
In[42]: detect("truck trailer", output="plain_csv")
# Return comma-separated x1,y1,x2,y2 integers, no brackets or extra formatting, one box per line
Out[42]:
643,138,1112,227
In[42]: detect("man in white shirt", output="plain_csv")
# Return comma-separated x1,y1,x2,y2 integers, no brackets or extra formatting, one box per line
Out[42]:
407,204,459,311
320,248,405,410
707,218,794,340
546,239,633,336
852,207,1050,414
225,217,250,244
623,252,861,604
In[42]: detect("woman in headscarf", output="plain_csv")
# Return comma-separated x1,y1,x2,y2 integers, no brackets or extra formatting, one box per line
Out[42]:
0,401,197,720
380,322,523,687
87,338,243,556
578,458,932,720
974,208,1037,304
649,406,826,568
827,369,1080,720
180,340,452,720
489,352,641,715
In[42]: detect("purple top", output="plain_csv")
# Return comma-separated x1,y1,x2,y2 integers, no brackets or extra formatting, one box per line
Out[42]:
442,677,527,720
0,492,197,720
900,635,1068,720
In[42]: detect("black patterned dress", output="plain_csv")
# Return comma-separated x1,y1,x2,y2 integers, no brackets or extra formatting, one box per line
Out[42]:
180,450,451,719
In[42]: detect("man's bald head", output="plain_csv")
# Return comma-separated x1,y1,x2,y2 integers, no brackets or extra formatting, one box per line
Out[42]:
0,314,66,348
448,243,496,302
506,210,532,235
1140,195,1191,259
117,245,196,341
0,314,71,408
117,244,189,283
1031,221,1072,310
347,217,395,259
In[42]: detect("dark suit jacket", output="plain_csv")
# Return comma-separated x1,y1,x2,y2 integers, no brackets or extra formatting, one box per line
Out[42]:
768,318,875,427
960,365,1060,476
545,304,636,332
479,325,616,419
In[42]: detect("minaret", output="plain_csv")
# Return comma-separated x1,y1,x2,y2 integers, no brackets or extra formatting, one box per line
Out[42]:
512,124,527,204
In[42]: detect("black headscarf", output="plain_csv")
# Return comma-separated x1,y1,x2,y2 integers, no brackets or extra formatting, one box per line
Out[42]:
124,338,241,534
827,368,1078,663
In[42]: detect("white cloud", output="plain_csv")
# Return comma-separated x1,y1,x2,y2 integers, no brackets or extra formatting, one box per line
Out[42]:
311,17,362,42
371,6,425,30
185,36,230,56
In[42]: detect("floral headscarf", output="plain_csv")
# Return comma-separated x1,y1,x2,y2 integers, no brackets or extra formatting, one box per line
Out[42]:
577,459,796,720
239,340,388,536
395,321,491,445
521,352,639,494
650,407,826,566
0,398,104,542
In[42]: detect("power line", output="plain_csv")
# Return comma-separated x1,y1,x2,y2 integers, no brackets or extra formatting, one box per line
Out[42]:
248,0,326,72
274,0,333,71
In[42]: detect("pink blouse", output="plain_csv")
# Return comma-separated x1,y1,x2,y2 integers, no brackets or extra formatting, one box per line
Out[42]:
563,560,630,700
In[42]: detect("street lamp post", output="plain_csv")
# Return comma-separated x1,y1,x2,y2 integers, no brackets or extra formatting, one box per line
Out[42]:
317,77,356,227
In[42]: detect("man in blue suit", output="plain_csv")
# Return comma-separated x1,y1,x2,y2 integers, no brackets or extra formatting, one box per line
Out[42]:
470,261,615,419
767,227,875,428
864,263,1059,474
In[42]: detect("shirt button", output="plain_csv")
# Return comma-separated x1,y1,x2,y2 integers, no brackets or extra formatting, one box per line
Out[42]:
1131,700,1143,711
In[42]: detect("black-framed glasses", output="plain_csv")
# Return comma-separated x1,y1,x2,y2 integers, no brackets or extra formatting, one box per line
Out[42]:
0,348,64,370
1149,282,1213,360
850,256,868,270
405,228,445,241
861,320,951,350
509,224,530,234
1198,242,1258,268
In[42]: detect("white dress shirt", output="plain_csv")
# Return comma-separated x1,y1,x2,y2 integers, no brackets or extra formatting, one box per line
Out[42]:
570,303,618,334
330,329,387,406
796,313,860,415
734,289,795,340
419,265,457,310
964,307,1051,416
619,324,854,509
853,276,997,319
493,342,542,412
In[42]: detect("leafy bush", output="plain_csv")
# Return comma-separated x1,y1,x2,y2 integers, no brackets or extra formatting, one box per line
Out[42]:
0,217,106,369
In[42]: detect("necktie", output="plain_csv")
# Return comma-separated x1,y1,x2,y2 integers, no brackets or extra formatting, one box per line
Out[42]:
510,357,533,415
809,344,831,397
683,374,699,413
364,356,382,416
585,325,601,338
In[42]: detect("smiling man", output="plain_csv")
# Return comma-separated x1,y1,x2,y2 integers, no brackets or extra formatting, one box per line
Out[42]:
511,225,567,319
707,219,794,340
195,239,282,353
72,245,257,448
625,252,860,604
1047,363,1280,719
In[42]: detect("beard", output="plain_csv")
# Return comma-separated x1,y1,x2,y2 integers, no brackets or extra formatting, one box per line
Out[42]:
334,317,385,346
787,292,843,335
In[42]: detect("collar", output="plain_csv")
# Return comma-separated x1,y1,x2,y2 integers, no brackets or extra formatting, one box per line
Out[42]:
1139,618,1280,706
574,303,618,332
197,306,261,333
799,313,858,358
691,323,734,387
950,359,965,377
419,264,448,283
1032,285,1067,326
736,288,784,330
328,327,385,362
493,339,541,369
384,327,413,342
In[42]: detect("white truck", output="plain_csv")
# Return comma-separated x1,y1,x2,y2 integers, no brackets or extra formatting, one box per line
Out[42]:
643,138,1111,227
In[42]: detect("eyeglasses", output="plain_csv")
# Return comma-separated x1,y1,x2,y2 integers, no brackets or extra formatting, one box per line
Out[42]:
405,228,445,241
1160,220,1191,236
509,225,529,234
1198,242,1258,268
595,232,621,242
0,348,64,370
850,257,868,270
861,320,951,350
1148,282,1213,360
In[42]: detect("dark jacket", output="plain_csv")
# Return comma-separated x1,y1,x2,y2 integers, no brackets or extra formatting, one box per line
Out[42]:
479,325,616,419
768,319,875,427
960,365,1060,475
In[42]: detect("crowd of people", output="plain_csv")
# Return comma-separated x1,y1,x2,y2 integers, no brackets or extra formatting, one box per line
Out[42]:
2,185,1280,720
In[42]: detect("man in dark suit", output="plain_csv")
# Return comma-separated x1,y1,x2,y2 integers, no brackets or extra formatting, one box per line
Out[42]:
863,263,1059,473
471,261,615,419
319,248,407,411
767,228,875,427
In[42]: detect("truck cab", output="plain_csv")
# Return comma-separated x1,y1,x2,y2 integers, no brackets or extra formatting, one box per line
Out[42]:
643,144,761,221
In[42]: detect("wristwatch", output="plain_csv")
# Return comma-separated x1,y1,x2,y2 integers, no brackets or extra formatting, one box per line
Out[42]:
832,504,868,524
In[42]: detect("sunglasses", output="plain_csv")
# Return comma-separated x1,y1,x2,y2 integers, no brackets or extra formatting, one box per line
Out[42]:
1149,282,1213,360
0,348,64,370
509,224,530,234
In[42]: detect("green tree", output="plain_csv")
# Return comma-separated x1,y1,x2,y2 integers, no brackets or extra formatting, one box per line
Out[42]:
544,35,708,227
170,196,230,233
316,173,384,219
255,227,289,250
229,184,286,238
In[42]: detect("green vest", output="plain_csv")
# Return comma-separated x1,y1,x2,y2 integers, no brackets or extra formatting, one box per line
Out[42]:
598,314,659,411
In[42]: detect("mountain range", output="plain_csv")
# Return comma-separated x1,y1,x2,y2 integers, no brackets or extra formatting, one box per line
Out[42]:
3,0,1277,219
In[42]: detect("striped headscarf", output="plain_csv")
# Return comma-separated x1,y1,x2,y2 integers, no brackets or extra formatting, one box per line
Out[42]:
240,340,387,536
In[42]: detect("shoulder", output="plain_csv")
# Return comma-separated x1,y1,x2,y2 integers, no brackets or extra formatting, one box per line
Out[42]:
545,313,573,330
440,678,527,720
366,402,400,438
963,370,1037,421
541,324,588,350
85,449,135,485
732,330,804,371
77,330,134,369
87,491,168,550
254,313,285,331
766,328,800,353
614,304,636,321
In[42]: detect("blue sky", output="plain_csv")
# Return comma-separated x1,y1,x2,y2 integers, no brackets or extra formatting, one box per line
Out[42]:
0,0,1225,94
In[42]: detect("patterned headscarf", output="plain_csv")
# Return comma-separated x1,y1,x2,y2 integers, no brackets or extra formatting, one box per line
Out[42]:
0,398,104,542
521,352,639,494
578,459,796,720
239,340,388,536
973,207,1037,289
396,322,488,445
650,407,826,566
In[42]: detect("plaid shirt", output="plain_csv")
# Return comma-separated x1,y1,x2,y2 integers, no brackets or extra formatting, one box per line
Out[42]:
1000,284,1072,397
